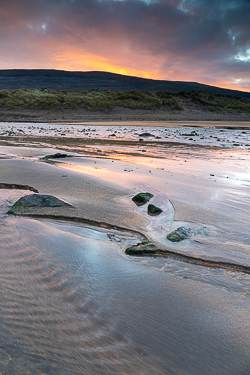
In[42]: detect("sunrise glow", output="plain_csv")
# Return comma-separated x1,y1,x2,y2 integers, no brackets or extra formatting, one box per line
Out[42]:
0,0,249,91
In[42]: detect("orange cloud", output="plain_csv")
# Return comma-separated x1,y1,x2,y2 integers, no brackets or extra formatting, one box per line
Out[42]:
0,0,250,92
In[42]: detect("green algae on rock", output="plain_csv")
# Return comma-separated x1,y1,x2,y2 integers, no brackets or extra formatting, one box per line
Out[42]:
8,194,73,214
125,242,157,255
147,204,163,216
132,192,154,206
167,227,193,242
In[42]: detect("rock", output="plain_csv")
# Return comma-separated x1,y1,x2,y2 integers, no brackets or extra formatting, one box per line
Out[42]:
44,153,71,160
126,242,157,255
132,192,154,206
8,194,72,214
167,227,193,242
147,204,163,216
139,132,155,137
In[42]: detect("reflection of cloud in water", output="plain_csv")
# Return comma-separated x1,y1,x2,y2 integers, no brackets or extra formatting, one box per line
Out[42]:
55,142,250,189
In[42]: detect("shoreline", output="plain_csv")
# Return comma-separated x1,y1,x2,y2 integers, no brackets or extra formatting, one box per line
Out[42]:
1,106,250,124
51,120,250,129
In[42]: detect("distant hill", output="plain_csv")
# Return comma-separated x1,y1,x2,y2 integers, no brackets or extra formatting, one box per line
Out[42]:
0,69,250,100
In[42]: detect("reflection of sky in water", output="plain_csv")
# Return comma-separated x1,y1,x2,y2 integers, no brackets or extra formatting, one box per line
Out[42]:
1,122,249,231
53,142,250,224
0,122,250,149
57,143,250,188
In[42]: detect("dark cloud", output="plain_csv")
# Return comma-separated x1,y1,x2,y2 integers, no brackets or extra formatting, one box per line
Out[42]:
0,0,250,90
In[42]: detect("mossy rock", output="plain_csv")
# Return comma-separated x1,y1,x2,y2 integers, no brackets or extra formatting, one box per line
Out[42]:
125,241,157,255
167,227,193,242
147,204,163,216
132,192,154,206
8,194,72,214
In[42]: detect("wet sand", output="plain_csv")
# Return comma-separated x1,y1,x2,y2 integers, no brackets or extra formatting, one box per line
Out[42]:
0,124,250,374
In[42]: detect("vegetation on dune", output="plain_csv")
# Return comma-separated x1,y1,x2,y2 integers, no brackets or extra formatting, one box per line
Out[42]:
0,89,61,108
179,91,250,113
156,92,183,110
0,88,181,110
0,88,249,113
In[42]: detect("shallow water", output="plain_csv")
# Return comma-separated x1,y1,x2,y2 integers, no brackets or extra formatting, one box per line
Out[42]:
0,194,250,374
0,123,250,374
45,144,250,267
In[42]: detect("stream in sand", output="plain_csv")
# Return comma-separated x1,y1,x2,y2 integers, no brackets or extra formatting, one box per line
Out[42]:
0,122,250,374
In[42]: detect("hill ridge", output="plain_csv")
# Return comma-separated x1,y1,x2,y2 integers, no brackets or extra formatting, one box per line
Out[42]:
0,69,249,100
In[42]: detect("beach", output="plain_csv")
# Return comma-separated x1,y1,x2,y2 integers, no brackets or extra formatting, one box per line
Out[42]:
1,105,250,124
0,121,250,374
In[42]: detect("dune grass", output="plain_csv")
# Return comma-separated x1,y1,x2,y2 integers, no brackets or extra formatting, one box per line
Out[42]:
0,88,249,113
180,91,250,113
0,88,181,110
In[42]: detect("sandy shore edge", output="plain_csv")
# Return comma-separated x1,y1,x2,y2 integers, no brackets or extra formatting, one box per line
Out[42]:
1,106,250,124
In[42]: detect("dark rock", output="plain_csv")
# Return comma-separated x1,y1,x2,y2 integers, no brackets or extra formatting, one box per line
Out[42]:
132,192,154,206
54,153,68,158
139,132,155,137
167,227,193,242
0,183,38,193
126,242,157,255
8,194,72,213
147,204,163,216
44,153,71,160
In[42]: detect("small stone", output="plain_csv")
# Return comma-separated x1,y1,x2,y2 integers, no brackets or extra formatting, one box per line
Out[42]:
139,132,155,137
126,242,157,255
167,227,193,242
147,204,162,216
132,192,154,206
44,153,71,160
53,153,68,158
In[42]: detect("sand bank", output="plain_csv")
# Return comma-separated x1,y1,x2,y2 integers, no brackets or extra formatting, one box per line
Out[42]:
1,105,250,123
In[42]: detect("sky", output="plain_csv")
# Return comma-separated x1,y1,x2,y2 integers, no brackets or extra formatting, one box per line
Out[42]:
1,0,250,91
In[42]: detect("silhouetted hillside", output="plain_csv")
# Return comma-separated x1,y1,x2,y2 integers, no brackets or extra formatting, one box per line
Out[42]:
0,69,250,100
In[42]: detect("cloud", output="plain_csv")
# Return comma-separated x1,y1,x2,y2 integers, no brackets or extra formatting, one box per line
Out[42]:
0,0,250,90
